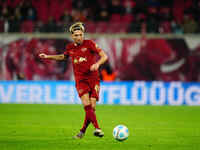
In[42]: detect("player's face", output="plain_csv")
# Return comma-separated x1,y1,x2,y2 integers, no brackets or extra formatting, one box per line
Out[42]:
71,30,84,44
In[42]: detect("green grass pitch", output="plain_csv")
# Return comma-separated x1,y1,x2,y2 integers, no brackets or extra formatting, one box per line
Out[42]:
0,104,200,150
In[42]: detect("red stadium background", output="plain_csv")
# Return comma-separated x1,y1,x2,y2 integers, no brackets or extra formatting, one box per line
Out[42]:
0,36,200,82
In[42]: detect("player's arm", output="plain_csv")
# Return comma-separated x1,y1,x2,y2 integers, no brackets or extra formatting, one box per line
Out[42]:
39,53,65,60
90,50,108,71
96,50,108,66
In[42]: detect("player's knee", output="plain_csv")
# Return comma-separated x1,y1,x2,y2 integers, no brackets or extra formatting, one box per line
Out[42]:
90,97,96,109
81,94,90,106
91,103,96,109
83,100,90,106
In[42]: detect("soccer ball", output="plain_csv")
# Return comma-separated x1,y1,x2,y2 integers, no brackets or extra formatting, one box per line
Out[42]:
113,125,129,141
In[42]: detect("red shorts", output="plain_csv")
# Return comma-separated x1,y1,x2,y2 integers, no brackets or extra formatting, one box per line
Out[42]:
75,78,100,100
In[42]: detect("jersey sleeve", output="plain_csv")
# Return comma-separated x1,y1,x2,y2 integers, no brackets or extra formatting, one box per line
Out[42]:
64,45,70,57
89,40,101,53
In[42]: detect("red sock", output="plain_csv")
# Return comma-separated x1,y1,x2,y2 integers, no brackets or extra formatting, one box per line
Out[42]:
80,116,90,133
84,105,100,129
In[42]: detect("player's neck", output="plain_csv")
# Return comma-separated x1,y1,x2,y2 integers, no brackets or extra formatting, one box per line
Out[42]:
74,41,83,46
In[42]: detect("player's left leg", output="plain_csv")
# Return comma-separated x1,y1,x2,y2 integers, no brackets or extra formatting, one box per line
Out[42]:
90,78,104,137
90,97,104,137
91,97,96,110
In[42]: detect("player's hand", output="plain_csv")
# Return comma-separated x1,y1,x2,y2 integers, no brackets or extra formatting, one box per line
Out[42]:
39,53,48,59
90,63,100,71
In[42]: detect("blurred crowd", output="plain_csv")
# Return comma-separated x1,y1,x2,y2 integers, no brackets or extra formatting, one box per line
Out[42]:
2,37,199,81
0,0,200,33
2,39,73,80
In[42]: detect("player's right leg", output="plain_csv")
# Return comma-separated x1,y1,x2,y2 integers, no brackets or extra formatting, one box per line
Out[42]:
74,93,90,139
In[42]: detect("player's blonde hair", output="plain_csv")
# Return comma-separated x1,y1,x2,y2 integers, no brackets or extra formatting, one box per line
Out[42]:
69,22,85,34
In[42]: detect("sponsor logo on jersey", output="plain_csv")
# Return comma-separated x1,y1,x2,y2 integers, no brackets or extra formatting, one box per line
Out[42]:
79,57,87,62
74,57,87,64
74,58,78,64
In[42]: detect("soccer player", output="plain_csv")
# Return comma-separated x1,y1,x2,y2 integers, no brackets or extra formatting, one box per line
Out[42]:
39,22,108,139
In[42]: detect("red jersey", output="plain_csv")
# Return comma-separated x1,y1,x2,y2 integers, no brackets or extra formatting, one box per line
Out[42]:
64,40,101,81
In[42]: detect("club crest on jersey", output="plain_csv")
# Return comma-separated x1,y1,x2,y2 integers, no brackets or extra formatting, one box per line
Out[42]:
69,51,74,55
81,48,87,52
